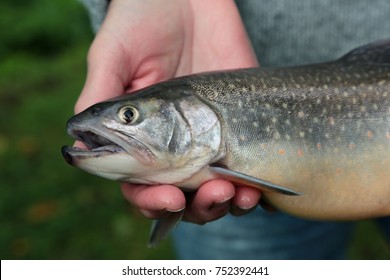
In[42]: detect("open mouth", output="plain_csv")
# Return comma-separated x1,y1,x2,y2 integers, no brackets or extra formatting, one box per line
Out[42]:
62,128,126,165
62,126,156,166
70,129,124,152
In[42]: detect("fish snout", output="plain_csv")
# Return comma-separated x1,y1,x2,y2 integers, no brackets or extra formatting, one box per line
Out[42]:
61,146,74,165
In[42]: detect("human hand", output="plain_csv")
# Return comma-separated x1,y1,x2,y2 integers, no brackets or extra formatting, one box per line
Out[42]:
76,0,261,224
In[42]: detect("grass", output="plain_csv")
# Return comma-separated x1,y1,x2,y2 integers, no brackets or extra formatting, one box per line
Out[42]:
0,0,389,260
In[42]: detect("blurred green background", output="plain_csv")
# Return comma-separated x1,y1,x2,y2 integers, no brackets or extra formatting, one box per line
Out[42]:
0,0,389,260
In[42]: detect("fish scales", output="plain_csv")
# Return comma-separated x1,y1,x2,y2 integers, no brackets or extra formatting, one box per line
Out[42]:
63,40,390,245
185,62,390,219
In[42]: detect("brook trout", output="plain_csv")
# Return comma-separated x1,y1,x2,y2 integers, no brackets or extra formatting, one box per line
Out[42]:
62,40,390,246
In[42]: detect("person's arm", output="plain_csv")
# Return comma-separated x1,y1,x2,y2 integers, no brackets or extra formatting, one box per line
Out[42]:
77,0,261,223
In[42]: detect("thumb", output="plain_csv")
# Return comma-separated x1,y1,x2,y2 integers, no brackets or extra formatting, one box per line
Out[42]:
74,35,130,114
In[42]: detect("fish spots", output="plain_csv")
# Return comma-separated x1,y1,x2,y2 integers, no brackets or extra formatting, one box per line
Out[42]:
349,143,356,150
324,133,330,139
328,116,335,126
273,131,281,140
299,131,305,138
298,111,305,118
386,132,390,140
240,135,247,142
285,119,291,126
297,149,304,157
335,168,342,175
367,130,374,139
316,143,322,150
271,117,277,123
282,103,288,109
232,118,238,123
253,122,259,128
250,84,256,92
278,149,286,155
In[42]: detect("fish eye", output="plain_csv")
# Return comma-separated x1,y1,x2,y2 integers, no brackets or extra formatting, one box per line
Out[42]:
118,106,139,124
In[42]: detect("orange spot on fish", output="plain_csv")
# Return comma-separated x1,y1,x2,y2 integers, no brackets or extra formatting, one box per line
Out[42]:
316,143,322,150
297,149,304,157
336,168,342,175
367,130,374,139
386,132,390,139
278,149,286,155
261,143,267,149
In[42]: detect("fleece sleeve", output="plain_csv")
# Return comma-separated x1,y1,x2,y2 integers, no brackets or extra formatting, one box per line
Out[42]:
79,0,110,32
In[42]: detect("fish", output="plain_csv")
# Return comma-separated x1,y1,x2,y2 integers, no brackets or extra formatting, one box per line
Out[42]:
62,40,390,246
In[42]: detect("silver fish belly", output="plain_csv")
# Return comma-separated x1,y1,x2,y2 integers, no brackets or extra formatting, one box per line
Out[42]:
63,40,390,245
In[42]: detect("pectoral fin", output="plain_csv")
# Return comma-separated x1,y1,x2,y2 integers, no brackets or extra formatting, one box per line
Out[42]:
209,166,301,196
148,209,185,248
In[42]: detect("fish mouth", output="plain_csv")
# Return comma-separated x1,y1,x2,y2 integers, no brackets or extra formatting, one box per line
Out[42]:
62,126,155,166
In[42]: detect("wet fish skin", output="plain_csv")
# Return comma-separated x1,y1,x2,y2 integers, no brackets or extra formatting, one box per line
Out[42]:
63,40,390,245
182,40,390,219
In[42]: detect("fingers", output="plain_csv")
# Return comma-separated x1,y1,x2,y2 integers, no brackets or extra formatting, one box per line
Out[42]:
121,183,186,219
75,34,129,114
121,179,263,225
231,186,262,216
183,179,236,224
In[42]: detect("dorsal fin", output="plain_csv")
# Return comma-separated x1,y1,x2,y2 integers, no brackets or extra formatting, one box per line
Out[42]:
338,39,390,64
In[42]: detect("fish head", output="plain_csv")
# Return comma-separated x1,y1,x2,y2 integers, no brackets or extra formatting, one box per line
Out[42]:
62,84,223,186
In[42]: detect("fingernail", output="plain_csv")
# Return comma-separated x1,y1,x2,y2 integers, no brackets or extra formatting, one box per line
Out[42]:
230,204,258,216
165,206,185,213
